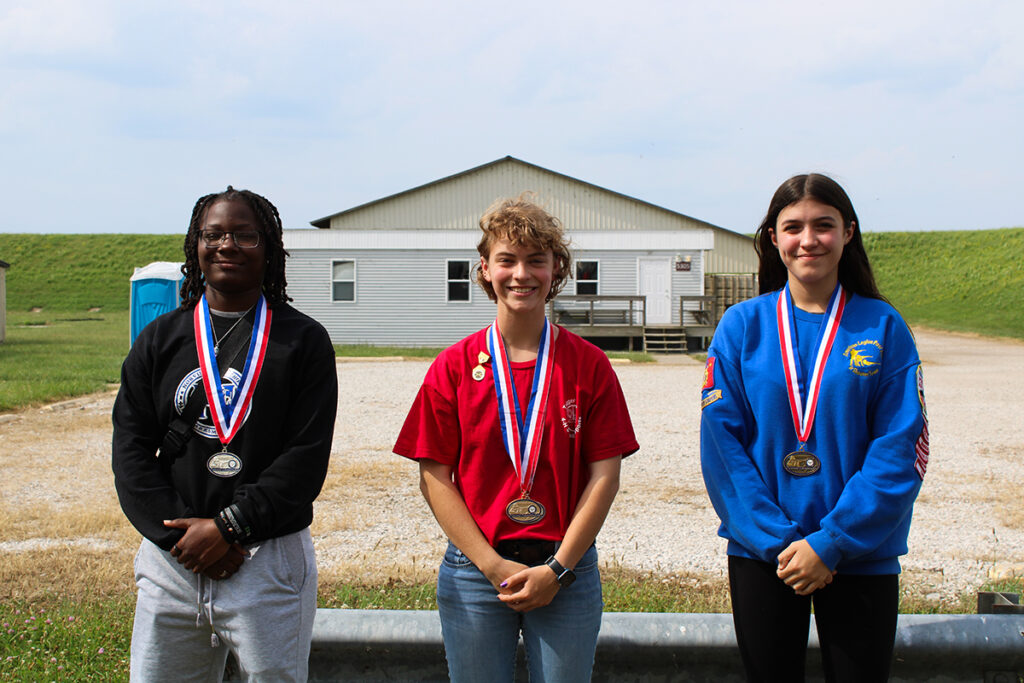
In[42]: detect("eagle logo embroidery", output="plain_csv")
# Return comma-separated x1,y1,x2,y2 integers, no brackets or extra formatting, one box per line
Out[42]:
844,340,882,377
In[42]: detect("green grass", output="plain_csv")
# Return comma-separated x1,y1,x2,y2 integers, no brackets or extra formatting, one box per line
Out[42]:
0,597,134,681
0,311,128,412
864,228,1024,339
606,351,655,363
3,577,1020,679
0,234,181,312
333,344,446,358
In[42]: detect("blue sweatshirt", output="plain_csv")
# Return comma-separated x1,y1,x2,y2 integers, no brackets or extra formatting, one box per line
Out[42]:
700,290,928,574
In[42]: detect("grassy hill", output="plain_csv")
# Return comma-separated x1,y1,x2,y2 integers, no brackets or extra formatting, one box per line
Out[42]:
863,228,1024,339
0,228,1021,411
2,229,1022,336
0,234,181,311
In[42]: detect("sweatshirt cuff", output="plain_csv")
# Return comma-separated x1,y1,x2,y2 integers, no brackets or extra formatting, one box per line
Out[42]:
804,529,841,571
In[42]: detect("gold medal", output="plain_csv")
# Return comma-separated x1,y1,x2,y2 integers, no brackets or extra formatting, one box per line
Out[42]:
472,365,486,381
478,351,489,364
505,496,546,524
782,450,820,477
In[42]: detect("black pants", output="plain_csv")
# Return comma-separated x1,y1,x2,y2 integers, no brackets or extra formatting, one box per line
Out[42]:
728,556,898,683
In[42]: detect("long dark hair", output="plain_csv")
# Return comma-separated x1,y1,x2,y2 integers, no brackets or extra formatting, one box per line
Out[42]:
179,186,291,309
753,174,884,301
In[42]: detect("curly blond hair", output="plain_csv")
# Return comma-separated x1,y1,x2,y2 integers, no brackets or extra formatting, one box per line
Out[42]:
475,193,572,302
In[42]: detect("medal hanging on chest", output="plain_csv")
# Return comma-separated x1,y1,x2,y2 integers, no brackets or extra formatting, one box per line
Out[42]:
776,284,846,477
194,294,272,478
488,318,556,524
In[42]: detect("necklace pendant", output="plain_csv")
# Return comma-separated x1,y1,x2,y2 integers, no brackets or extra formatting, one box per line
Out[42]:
214,344,220,354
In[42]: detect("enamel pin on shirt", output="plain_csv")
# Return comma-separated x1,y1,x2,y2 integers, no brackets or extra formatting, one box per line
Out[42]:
776,284,846,477
472,351,490,382
487,318,555,524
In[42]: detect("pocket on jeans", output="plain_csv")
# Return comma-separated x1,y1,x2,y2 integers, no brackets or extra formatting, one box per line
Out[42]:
441,542,475,569
572,544,600,575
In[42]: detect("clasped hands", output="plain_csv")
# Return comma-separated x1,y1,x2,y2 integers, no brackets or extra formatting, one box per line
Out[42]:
487,558,561,613
777,539,836,596
165,517,248,581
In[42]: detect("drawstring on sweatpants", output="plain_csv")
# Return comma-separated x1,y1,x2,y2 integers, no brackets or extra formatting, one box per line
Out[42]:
195,574,220,648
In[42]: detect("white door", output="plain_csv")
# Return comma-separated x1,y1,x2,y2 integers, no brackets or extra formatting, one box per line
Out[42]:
638,258,672,325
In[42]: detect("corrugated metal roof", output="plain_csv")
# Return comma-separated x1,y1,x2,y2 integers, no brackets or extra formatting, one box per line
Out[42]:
311,156,739,234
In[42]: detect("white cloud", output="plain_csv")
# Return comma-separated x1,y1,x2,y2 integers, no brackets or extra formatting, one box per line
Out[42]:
0,0,1021,233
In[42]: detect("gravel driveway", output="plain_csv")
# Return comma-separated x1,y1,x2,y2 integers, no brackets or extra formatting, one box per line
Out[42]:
1,328,1021,602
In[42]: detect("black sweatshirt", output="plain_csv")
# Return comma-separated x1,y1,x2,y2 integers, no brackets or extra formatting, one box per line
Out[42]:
112,303,337,550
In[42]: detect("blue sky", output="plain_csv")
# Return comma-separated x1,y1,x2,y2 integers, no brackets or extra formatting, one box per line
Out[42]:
1,0,1021,234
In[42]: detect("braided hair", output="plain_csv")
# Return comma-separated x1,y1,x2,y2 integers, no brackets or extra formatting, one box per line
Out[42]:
179,186,291,309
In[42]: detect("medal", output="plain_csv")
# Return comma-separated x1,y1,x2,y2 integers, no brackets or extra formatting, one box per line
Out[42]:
782,450,820,477
478,351,490,364
195,294,272,477
776,284,846,476
472,365,486,381
207,449,243,478
488,318,556,524
505,496,546,524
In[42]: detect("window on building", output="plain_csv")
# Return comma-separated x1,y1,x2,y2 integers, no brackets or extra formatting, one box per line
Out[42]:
332,260,355,302
447,260,471,302
576,261,599,295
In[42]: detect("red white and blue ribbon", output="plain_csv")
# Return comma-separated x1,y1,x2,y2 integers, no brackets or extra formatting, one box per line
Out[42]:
487,318,556,497
194,294,272,447
776,284,846,446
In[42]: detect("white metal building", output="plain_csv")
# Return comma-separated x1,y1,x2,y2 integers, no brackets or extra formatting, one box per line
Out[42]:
284,156,755,348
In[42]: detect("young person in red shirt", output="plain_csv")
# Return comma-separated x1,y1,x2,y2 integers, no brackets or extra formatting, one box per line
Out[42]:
394,194,638,683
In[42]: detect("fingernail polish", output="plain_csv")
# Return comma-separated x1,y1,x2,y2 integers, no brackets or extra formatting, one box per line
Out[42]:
500,581,508,588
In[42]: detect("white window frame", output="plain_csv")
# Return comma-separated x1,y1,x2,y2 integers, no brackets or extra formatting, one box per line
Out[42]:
331,259,357,303
446,259,473,303
575,260,600,295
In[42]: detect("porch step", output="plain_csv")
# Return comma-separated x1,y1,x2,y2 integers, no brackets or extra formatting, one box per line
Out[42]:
643,326,687,353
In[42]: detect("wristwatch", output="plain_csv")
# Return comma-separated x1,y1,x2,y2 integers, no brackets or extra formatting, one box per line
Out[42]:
544,555,577,588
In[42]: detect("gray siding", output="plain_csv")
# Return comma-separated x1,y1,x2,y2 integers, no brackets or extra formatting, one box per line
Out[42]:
289,247,494,346
289,246,706,345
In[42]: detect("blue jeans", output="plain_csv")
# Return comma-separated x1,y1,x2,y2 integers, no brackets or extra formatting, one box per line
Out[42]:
436,541,603,683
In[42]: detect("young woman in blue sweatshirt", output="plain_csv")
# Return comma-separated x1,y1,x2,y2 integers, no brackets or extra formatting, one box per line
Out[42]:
700,174,928,682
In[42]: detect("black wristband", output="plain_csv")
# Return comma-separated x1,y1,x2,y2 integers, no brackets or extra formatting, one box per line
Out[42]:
223,504,253,543
214,511,237,543
544,555,577,588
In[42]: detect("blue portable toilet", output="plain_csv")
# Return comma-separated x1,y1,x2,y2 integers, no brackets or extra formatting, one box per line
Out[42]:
130,262,184,345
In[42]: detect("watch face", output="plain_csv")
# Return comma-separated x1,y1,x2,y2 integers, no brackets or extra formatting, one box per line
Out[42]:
559,570,576,588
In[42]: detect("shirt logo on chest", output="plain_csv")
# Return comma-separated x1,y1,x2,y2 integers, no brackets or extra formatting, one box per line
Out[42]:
174,367,252,440
561,399,581,437
843,340,882,377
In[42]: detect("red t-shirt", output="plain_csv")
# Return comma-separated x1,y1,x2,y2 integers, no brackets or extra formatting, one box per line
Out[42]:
393,326,639,544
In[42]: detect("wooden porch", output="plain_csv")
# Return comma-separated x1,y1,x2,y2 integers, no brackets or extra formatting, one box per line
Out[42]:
546,295,721,353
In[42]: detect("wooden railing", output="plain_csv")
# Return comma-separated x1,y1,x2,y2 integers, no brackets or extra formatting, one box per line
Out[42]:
547,295,646,328
679,295,717,327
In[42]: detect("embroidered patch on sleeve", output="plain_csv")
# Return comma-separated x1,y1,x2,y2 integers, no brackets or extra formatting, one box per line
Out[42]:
702,357,716,390
914,364,929,479
701,389,723,410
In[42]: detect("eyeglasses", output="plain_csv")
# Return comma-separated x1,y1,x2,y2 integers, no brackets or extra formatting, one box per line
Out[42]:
200,230,262,249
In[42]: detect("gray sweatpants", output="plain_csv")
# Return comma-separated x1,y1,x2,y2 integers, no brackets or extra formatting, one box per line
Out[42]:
129,529,317,682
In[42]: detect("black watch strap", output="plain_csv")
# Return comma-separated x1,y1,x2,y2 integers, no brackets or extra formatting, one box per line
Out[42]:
544,555,577,587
